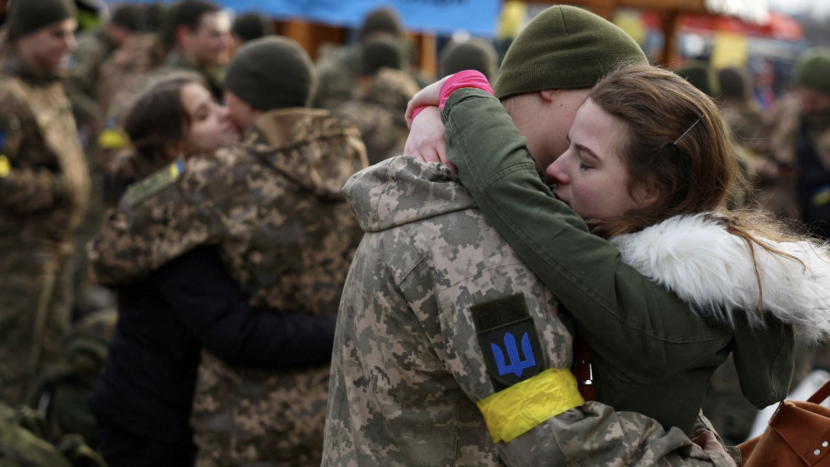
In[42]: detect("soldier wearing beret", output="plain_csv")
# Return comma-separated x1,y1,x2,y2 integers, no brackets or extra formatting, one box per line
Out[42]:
0,0,90,405
90,37,368,466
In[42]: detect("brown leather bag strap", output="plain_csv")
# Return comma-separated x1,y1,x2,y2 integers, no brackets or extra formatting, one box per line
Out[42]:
807,377,830,404
572,332,596,402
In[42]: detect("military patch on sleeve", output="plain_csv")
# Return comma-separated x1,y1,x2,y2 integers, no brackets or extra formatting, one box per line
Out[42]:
125,159,185,207
471,293,544,392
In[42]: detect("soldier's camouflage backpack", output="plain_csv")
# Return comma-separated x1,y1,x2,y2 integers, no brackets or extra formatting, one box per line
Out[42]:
0,402,105,467
27,309,117,451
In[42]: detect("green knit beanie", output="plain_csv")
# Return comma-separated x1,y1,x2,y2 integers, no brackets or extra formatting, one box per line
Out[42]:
224,37,316,111
359,7,403,42
796,48,830,98
440,39,498,80
495,5,646,99
360,37,404,76
675,61,719,98
8,0,77,40
232,12,273,44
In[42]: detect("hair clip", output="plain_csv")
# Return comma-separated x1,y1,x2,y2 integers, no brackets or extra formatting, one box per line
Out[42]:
672,116,703,147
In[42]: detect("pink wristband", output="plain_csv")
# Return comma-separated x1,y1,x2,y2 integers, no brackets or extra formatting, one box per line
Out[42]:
439,70,495,109
410,71,494,123
411,105,430,121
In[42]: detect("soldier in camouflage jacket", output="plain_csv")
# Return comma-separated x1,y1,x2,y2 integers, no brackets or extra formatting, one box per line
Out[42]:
322,156,734,467
91,38,368,466
0,0,90,405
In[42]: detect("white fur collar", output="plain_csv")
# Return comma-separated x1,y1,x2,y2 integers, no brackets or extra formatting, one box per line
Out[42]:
610,213,830,343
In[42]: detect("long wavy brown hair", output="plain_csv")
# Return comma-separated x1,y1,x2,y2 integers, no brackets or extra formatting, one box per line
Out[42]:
589,65,806,306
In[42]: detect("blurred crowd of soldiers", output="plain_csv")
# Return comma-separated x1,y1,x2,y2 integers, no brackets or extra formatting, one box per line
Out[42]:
0,0,829,464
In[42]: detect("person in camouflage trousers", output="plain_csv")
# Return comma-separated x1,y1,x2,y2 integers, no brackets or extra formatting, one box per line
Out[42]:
323,155,734,467
0,0,89,406
338,37,419,165
90,37,367,466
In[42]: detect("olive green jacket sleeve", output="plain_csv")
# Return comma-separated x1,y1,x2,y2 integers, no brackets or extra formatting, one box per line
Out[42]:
442,89,729,380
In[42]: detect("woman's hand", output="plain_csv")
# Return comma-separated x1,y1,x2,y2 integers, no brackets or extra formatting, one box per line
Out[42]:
403,106,455,172
405,75,452,129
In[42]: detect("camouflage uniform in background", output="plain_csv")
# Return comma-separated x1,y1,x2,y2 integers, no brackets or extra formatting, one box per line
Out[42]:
764,94,830,226
0,52,90,405
312,44,361,111
96,33,166,132
322,156,733,467
338,67,420,165
27,308,117,449
63,28,121,320
90,109,368,466
65,28,117,130
720,99,765,155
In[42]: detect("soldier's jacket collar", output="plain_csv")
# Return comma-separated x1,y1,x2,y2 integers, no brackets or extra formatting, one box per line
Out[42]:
343,155,477,233
243,107,366,200
1,51,62,84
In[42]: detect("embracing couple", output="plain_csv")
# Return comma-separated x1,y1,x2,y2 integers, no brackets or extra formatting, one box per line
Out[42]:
322,5,830,466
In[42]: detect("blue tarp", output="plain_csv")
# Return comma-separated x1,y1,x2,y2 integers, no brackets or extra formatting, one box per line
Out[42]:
107,0,502,36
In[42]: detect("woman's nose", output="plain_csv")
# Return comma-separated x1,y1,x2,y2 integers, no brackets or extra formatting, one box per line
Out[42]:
545,159,569,186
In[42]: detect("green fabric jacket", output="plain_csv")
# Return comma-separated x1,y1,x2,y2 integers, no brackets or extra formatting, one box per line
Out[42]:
443,88,795,435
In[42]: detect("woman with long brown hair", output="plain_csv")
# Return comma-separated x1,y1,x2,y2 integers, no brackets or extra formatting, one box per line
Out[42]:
405,64,830,440
92,76,337,466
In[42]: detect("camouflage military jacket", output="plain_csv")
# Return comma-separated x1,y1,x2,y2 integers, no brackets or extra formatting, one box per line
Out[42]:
0,53,90,256
322,156,733,467
91,108,367,466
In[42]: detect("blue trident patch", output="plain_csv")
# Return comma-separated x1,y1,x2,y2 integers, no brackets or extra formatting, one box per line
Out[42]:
491,332,536,378
471,293,543,389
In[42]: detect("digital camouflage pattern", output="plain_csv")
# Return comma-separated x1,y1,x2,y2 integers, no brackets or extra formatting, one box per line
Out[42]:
91,108,368,466
0,51,89,405
322,156,734,467
338,68,420,165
